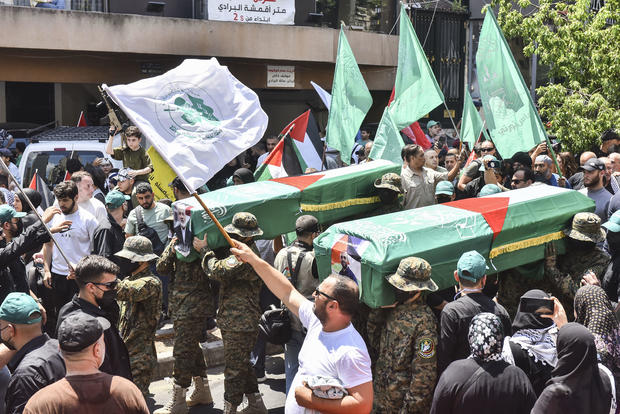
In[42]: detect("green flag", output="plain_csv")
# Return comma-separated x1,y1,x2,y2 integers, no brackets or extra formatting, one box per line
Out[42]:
476,10,547,158
388,6,444,130
326,28,373,164
460,91,489,147
369,107,404,164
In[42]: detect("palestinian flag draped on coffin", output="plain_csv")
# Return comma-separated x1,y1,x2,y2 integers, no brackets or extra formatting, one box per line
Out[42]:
313,185,595,308
176,160,399,251
255,110,324,181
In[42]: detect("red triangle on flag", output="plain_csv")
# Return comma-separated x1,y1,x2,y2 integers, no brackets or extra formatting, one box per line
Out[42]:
64,171,71,181
331,234,348,266
77,111,87,127
29,173,38,190
279,110,310,143
446,197,510,240
271,174,324,191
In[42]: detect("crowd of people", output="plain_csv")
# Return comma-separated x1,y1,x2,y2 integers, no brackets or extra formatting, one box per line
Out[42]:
0,120,618,414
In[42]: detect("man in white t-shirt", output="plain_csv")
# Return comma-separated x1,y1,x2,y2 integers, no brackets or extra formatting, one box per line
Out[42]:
231,242,373,414
43,180,99,334
70,171,109,226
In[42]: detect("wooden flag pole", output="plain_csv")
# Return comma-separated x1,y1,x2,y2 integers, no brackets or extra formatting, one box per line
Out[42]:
191,192,235,248
0,160,74,271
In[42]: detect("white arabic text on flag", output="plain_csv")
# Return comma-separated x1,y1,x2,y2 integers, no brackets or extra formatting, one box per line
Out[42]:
104,58,268,193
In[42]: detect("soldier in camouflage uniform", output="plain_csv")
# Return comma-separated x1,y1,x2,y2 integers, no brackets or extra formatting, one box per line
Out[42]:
371,173,403,216
544,212,610,319
197,212,266,414
373,257,439,414
154,233,215,414
114,236,162,396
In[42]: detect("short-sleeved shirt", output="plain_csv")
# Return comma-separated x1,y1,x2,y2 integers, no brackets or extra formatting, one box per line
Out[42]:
125,202,171,245
23,372,149,414
49,207,99,275
284,300,372,414
579,187,612,222
111,146,153,182
402,166,448,209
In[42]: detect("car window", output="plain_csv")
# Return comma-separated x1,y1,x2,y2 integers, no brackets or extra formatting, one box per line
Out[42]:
23,150,103,187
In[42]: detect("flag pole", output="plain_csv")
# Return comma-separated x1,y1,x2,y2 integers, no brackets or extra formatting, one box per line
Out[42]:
0,160,74,271
442,101,461,142
191,193,235,248
320,141,327,171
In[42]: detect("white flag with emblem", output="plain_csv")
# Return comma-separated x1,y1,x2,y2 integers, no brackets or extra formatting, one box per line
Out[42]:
104,58,268,193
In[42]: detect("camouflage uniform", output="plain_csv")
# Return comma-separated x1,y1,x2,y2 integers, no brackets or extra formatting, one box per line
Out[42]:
200,213,263,406
115,236,162,395
156,239,215,388
497,267,556,319
545,213,610,318
370,173,403,217
366,307,391,369
374,257,439,414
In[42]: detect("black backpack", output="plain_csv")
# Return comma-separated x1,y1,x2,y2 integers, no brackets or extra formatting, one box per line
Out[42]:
135,206,166,256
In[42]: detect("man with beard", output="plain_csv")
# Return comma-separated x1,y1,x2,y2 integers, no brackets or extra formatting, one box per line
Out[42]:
42,181,99,334
196,212,267,414
56,255,132,380
544,212,610,318
230,241,373,414
533,155,571,188
578,158,612,221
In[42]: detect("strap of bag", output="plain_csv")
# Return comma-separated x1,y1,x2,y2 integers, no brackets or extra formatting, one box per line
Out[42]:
135,206,146,232
451,365,486,412
286,249,306,288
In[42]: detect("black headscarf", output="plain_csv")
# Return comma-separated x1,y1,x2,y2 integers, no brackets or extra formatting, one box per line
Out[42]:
512,289,554,332
233,168,255,184
542,323,612,414
17,189,41,214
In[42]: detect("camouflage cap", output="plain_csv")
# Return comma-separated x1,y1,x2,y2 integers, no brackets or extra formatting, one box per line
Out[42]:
374,173,402,193
224,212,263,238
114,235,159,262
564,212,606,243
385,257,438,292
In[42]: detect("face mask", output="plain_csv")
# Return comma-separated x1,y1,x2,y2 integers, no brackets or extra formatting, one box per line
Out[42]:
378,189,398,204
117,259,140,277
95,289,117,308
394,289,413,304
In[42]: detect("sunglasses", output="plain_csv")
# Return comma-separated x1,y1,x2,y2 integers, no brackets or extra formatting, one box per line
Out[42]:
314,288,337,302
90,279,119,290
480,147,495,152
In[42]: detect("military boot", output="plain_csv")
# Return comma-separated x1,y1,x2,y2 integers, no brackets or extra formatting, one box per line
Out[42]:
223,400,238,414
153,383,187,414
186,376,213,407
239,392,268,414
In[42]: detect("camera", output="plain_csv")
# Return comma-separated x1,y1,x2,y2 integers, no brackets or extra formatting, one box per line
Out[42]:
487,160,501,170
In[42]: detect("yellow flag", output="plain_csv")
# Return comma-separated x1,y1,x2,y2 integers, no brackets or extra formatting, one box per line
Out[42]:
147,146,177,201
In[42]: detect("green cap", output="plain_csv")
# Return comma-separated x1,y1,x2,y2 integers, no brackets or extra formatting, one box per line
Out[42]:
0,205,26,225
479,184,502,197
224,212,263,238
457,250,489,282
435,181,454,196
427,120,440,129
603,210,620,233
564,212,606,243
105,190,130,209
115,235,159,262
0,292,41,325
385,257,438,292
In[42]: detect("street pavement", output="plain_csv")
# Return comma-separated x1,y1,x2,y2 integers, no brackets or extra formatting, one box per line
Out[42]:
147,354,286,413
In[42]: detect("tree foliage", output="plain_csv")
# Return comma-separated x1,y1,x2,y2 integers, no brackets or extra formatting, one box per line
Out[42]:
492,0,620,152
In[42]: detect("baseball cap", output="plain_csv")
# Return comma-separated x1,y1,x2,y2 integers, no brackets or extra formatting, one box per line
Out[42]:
295,215,319,233
535,155,553,165
427,120,440,129
0,293,42,325
603,210,620,233
105,190,130,209
580,158,605,172
57,313,110,352
117,168,132,182
435,181,454,196
0,205,26,224
0,148,12,157
479,184,502,197
457,251,489,282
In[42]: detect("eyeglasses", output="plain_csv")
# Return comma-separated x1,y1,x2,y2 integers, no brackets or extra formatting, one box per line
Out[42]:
314,288,337,302
90,279,119,290
480,147,495,152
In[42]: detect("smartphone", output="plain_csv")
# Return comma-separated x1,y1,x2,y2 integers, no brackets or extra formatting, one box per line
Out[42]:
520,297,554,315
487,160,501,170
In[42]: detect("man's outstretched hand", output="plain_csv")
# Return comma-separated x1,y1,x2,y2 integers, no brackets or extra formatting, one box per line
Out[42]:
230,241,260,265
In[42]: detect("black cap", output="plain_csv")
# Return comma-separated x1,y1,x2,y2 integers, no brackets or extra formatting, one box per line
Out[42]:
581,158,605,172
295,215,319,233
58,313,111,352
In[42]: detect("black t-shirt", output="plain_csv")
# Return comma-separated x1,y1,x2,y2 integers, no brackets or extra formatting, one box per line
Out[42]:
430,358,537,414
438,292,512,373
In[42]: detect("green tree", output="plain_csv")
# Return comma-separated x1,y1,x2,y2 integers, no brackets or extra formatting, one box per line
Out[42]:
491,0,620,152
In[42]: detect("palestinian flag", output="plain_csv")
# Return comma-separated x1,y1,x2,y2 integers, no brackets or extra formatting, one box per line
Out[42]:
254,110,323,181
28,171,55,210
314,185,595,307
180,160,399,250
